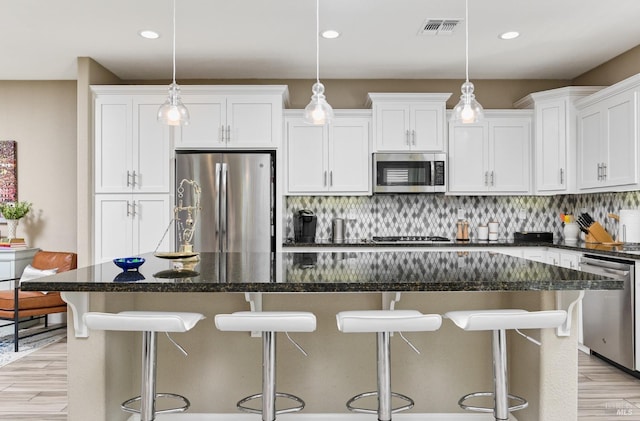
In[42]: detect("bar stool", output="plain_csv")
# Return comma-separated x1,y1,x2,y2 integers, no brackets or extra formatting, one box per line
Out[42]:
83,311,205,421
214,311,317,421
445,309,567,421
336,310,443,421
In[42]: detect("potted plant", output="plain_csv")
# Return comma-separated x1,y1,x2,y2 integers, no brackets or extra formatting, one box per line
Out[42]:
0,201,32,239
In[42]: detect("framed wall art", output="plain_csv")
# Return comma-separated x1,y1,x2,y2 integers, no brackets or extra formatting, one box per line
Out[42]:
0,140,17,204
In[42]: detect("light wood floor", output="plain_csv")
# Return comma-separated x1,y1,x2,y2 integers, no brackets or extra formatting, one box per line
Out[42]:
0,339,639,420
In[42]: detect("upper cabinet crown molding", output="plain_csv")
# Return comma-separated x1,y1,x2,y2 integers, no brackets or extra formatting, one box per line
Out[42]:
514,86,605,109
179,85,290,107
365,92,452,107
575,73,640,109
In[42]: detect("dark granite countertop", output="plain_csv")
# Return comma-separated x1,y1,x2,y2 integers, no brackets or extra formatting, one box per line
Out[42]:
21,250,621,293
284,239,640,260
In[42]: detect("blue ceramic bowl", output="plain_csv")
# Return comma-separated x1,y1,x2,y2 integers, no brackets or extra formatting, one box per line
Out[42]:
113,257,145,271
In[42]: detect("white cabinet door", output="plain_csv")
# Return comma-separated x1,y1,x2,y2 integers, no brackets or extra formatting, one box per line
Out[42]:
490,118,531,193
177,94,282,149
448,123,489,192
604,91,637,187
177,95,226,147
374,104,411,151
227,96,281,148
133,195,171,255
134,98,170,193
329,118,370,193
412,104,445,151
536,100,567,192
94,194,171,263
577,106,602,189
95,96,132,193
95,94,170,194
286,121,328,193
94,195,134,263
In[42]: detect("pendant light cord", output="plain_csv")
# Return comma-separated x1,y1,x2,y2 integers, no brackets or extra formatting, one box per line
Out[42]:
465,0,469,84
315,0,320,84
172,0,177,84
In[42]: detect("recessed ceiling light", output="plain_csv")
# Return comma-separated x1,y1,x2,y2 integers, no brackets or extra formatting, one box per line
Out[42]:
139,30,160,39
499,31,520,40
321,30,340,39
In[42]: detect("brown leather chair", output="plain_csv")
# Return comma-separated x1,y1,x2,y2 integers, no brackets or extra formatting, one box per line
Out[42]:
0,251,77,351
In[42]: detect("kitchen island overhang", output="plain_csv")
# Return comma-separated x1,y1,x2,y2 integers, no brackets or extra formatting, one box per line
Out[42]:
20,250,622,293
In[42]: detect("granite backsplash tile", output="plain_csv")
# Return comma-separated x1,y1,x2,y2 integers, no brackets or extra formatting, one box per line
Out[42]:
285,191,640,242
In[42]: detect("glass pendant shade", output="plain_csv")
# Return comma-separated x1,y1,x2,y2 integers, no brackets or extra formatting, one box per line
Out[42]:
304,82,334,125
158,82,190,126
451,81,484,124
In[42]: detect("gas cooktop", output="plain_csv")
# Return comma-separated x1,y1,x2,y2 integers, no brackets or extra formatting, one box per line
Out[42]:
371,235,452,244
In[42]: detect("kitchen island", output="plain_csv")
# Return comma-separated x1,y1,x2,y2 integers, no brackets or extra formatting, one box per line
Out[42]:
22,251,620,421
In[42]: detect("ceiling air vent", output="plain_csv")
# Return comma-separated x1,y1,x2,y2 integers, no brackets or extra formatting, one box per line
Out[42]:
418,19,461,36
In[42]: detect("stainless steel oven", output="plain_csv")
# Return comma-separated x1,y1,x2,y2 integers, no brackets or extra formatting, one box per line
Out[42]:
580,254,637,371
373,153,446,193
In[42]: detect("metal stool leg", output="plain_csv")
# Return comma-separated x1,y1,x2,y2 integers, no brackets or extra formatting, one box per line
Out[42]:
378,331,392,421
141,331,157,421
492,329,509,421
263,331,276,421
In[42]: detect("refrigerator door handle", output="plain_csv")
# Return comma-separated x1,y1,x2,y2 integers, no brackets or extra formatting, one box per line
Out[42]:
221,162,228,252
215,162,222,249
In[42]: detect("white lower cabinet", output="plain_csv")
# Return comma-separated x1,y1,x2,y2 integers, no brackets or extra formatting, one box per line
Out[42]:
94,194,171,263
285,112,371,195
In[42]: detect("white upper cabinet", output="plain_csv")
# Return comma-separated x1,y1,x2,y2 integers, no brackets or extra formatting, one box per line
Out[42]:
515,87,603,194
285,111,371,195
93,88,170,194
174,86,289,149
367,93,451,152
448,111,532,195
576,75,640,192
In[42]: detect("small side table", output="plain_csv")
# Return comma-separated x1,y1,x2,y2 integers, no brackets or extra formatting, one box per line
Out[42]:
0,248,39,290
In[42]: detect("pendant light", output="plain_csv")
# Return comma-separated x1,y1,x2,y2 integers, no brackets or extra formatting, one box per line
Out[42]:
158,0,189,126
303,0,334,125
451,0,484,124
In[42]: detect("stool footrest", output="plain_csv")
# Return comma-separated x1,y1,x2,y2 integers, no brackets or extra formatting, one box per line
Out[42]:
346,391,415,415
458,391,528,413
237,392,305,415
121,392,190,415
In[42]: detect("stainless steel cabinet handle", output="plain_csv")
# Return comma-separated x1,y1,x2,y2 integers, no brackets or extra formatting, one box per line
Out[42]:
132,170,137,187
226,125,231,143
602,163,607,180
126,201,131,217
324,171,327,186
560,168,564,184
219,126,225,143
490,171,495,186
126,171,132,187
597,163,602,180
131,201,137,218
412,130,416,145
406,130,410,145
330,170,333,186
484,171,488,186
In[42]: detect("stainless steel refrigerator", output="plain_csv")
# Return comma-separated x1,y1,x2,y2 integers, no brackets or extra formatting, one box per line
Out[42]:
175,151,275,254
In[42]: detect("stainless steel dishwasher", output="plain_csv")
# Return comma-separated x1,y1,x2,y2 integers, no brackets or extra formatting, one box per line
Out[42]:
580,254,636,372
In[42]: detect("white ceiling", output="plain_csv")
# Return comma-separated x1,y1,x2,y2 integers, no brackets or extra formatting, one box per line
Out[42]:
4,0,640,81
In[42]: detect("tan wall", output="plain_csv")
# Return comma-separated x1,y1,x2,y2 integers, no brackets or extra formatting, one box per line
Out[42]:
573,44,640,86
130,78,570,109
0,81,77,251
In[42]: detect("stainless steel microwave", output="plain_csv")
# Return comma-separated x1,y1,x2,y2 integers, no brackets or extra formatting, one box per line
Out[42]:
373,153,446,193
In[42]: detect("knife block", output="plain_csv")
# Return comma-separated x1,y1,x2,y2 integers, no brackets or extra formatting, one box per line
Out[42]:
585,222,615,243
